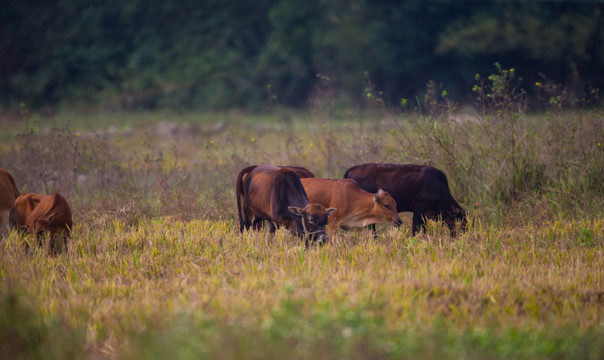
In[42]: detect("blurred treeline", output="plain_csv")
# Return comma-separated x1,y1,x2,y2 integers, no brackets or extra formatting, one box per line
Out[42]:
2,0,603,111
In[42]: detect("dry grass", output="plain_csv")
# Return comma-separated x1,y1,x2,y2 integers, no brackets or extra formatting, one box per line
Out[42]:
0,216,602,358
0,80,603,358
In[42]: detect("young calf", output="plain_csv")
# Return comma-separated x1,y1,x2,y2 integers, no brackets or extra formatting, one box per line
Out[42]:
301,177,402,239
13,193,73,254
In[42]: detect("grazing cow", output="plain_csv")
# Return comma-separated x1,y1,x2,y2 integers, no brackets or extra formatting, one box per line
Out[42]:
0,168,20,235
344,163,467,236
239,164,336,246
301,177,402,239
13,193,73,254
236,164,314,232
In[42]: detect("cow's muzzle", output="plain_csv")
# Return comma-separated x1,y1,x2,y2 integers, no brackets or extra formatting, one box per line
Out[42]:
315,233,329,246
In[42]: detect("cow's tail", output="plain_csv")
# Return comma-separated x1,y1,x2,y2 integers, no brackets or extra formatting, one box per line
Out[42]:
236,170,246,233
8,171,20,198
236,166,255,233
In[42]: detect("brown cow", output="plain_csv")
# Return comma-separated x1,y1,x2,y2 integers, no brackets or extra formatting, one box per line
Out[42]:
0,168,20,235
239,164,336,246
344,163,467,236
301,177,402,239
13,192,73,254
236,164,314,232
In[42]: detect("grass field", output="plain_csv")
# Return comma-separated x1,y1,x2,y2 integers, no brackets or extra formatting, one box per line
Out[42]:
1,95,603,359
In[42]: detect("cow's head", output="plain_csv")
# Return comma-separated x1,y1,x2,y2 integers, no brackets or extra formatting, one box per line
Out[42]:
31,215,71,254
372,189,403,226
31,215,71,238
444,206,467,236
287,204,337,246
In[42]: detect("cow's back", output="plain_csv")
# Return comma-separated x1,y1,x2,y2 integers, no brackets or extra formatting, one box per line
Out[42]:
245,165,304,220
27,193,72,236
301,177,359,210
344,163,455,212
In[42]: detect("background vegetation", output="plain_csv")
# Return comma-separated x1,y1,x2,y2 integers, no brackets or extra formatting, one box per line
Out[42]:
2,0,604,110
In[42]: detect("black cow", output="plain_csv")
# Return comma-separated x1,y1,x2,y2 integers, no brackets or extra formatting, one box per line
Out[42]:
239,164,336,246
344,163,467,236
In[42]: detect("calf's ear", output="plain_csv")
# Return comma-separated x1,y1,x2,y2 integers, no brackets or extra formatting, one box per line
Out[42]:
373,189,385,203
33,217,50,229
326,208,337,216
288,206,304,216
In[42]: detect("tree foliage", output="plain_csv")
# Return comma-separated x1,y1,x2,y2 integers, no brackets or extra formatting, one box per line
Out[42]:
1,0,603,110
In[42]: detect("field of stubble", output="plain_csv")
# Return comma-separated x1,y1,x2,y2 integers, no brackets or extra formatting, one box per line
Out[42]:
1,107,603,359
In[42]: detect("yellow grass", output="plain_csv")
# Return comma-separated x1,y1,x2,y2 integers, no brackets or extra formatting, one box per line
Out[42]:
1,216,602,356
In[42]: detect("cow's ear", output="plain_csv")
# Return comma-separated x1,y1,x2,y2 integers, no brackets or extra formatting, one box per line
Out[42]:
288,206,304,216
326,208,337,216
34,218,49,228
374,189,384,203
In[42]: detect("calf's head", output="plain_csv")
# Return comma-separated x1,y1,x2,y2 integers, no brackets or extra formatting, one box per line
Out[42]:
287,204,337,245
30,214,71,254
31,214,69,235
372,189,403,226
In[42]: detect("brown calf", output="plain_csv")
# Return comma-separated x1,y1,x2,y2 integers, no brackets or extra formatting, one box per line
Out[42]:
240,164,335,246
236,164,314,232
13,193,73,254
301,177,402,239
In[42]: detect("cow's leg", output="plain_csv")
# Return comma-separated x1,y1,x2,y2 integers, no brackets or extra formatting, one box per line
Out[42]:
268,221,277,233
412,203,438,235
23,235,30,254
50,236,57,255
328,218,340,242
252,218,264,231
411,211,424,236
366,223,378,239
242,214,254,232
0,210,9,236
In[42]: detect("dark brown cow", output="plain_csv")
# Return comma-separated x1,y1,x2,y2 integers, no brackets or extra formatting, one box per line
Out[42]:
301,177,402,239
0,168,20,235
239,164,336,246
236,164,314,232
13,192,73,254
344,163,467,236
